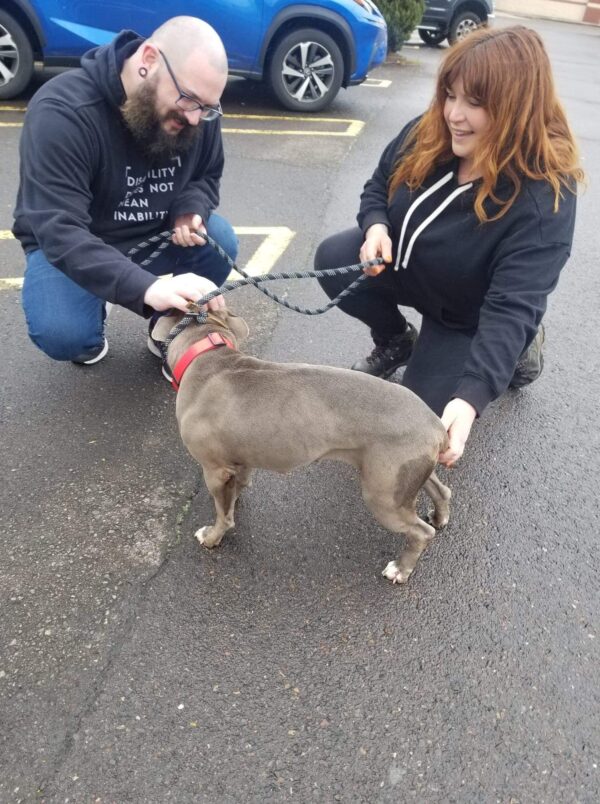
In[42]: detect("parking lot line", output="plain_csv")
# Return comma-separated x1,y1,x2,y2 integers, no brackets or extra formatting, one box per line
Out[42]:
0,107,365,137
231,226,295,277
362,78,392,88
222,114,364,137
0,226,296,290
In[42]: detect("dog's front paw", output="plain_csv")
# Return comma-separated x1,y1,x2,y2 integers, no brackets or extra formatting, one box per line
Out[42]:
382,560,413,585
195,526,223,549
424,510,449,529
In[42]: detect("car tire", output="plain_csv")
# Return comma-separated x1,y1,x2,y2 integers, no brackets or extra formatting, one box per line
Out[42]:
268,28,344,113
448,11,483,46
419,29,446,47
0,10,35,99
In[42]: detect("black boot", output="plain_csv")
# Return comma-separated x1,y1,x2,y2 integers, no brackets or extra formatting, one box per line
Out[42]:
351,323,418,378
510,324,545,388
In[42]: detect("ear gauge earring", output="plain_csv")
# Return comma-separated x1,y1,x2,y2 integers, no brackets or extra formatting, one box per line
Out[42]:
138,66,148,78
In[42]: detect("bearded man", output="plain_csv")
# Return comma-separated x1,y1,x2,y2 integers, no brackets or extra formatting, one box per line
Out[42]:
13,16,236,368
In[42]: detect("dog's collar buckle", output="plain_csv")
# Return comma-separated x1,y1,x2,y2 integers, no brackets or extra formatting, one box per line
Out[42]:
171,332,235,391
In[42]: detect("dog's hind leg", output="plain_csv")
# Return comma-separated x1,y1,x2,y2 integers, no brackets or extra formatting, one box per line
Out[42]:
195,466,241,549
361,453,437,584
371,503,435,585
423,471,451,529
235,466,253,490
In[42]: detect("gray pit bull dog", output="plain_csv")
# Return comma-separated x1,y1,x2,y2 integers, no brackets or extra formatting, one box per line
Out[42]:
152,308,452,584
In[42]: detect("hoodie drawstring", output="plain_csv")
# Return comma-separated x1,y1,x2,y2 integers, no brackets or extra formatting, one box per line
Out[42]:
394,172,473,271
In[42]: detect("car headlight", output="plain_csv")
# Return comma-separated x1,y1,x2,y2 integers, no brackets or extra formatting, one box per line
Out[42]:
352,0,379,13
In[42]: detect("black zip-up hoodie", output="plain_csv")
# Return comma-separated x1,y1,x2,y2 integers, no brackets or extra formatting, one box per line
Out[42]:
358,119,577,414
13,30,225,316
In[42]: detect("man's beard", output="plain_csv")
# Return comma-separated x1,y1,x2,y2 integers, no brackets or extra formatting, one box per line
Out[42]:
121,79,200,161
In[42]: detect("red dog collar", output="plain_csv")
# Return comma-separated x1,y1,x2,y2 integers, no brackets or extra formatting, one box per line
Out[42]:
171,332,235,391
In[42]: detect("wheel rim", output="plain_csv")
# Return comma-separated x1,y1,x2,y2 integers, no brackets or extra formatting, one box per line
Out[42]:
280,41,335,103
455,19,479,40
0,24,20,87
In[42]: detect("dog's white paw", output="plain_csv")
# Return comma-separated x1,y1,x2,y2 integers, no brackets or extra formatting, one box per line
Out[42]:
382,560,413,585
195,526,220,548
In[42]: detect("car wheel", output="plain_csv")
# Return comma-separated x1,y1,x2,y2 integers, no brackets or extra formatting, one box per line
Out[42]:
268,28,344,113
0,10,34,99
448,11,483,46
419,29,446,47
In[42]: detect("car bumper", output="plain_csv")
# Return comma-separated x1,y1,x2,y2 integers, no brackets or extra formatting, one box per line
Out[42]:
349,18,387,82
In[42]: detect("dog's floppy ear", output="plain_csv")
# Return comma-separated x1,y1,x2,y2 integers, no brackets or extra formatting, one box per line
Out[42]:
206,308,249,343
226,311,250,343
151,311,184,342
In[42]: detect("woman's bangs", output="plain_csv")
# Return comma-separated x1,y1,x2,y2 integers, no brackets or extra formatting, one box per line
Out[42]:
443,48,490,105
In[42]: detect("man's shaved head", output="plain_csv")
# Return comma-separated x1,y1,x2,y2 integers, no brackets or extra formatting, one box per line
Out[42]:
120,16,228,160
149,16,228,74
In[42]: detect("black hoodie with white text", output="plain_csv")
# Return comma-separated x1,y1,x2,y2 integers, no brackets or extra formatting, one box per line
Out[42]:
13,30,225,316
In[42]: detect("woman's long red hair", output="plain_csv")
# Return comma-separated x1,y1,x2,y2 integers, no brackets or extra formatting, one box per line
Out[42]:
389,26,584,221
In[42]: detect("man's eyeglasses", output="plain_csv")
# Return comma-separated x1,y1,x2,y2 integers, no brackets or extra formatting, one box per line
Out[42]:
158,49,223,121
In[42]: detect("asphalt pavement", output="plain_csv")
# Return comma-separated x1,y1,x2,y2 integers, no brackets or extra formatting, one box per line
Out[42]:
1,15,599,804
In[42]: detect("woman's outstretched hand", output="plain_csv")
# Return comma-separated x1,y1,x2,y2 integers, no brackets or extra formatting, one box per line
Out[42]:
439,398,477,467
360,223,393,276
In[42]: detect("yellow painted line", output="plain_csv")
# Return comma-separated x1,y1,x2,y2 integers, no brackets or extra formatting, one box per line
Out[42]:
232,226,295,278
0,226,296,289
362,78,392,88
223,113,364,137
0,108,364,136
0,277,23,289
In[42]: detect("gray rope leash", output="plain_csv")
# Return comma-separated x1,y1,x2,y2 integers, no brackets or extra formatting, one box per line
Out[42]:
162,259,374,351
129,229,383,355
195,231,380,315
128,229,382,316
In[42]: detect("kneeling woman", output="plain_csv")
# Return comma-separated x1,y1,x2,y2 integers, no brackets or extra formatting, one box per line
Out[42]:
316,26,583,466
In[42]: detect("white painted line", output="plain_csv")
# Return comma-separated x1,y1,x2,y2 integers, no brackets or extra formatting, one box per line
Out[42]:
0,123,23,127
0,226,296,289
362,78,392,88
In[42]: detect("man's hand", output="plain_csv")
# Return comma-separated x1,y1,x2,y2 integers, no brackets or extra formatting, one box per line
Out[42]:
144,273,225,314
172,213,208,247
360,224,392,276
438,398,477,467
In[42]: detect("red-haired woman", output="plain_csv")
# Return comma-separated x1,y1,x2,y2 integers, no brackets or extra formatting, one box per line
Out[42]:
315,25,584,466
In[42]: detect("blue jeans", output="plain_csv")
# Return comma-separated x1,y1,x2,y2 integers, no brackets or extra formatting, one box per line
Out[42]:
22,213,238,361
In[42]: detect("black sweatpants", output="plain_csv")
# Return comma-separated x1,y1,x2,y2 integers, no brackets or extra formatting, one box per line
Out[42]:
315,228,476,417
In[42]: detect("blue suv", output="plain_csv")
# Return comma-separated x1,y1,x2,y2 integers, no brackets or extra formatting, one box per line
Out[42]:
0,1,387,111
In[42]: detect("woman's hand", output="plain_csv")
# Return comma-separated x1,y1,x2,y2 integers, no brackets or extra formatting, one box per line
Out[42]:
360,223,393,276
439,398,477,467
172,213,208,247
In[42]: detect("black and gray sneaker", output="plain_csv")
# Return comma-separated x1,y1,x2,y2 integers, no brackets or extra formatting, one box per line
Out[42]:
147,319,173,382
351,323,418,379
510,324,545,389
